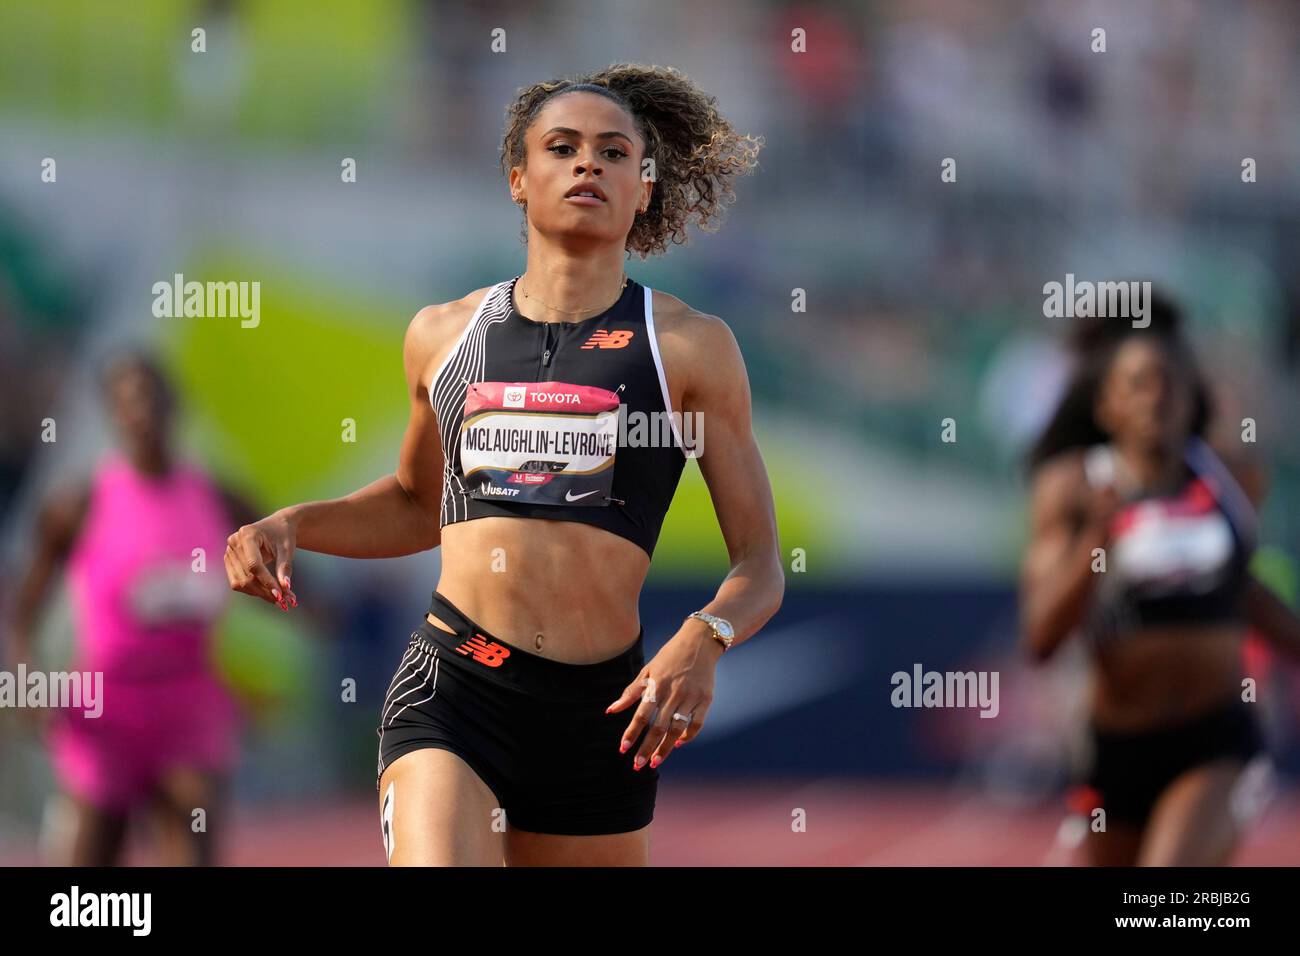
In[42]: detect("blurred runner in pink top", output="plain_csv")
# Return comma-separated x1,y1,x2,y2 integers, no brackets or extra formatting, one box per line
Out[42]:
53,450,238,791
7,351,258,865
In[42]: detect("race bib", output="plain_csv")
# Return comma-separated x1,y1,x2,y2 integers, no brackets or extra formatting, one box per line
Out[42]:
460,381,619,507
124,557,228,628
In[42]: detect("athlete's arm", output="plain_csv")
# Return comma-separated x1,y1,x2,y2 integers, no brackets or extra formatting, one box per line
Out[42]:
1243,577,1300,660
3,481,89,667
676,312,785,652
1019,453,1118,662
224,302,455,605
609,309,784,767
284,302,448,557
1215,443,1270,506
1217,447,1300,659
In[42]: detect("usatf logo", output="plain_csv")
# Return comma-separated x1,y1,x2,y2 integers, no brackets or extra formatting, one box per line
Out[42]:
581,330,634,350
454,633,511,667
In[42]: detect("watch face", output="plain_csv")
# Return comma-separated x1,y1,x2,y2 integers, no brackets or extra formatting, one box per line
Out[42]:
716,620,734,639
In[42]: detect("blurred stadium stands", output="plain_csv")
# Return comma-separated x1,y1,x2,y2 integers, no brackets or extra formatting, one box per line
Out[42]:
1,0,1297,864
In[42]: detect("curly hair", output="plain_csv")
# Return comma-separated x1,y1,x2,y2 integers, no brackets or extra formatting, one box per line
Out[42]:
500,63,763,259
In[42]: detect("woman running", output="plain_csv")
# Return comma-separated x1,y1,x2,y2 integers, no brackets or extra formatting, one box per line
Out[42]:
1020,295,1300,865
223,64,783,866
6,351,255,865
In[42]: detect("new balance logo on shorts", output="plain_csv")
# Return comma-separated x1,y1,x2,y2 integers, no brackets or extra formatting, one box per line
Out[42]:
581,329,634,349
454,633,511,667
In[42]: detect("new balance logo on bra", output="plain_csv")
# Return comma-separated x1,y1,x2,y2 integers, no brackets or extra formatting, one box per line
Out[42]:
428,274,689,559
582,329,634,349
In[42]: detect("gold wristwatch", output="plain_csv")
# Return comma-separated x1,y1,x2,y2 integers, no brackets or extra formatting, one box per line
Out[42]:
687,610,735,652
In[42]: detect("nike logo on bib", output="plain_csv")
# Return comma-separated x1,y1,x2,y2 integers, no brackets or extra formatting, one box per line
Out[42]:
565,489,601,501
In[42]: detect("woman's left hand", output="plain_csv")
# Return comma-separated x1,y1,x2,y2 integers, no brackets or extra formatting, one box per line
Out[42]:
606,623,723,770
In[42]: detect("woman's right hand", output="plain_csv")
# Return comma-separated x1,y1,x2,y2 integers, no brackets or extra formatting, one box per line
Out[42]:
1021,454,1125,661
225,509,299,611
1081,481,1123,546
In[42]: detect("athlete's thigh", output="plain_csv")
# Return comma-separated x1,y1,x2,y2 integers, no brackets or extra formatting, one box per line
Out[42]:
152,765,223,818
150,766,225,865
378,748,505,866
1084,821,1143,866
505,823,650,867
64,794,131,867
1138,759,1246,866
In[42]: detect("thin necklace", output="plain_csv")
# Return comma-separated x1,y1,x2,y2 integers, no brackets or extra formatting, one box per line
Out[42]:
518,272,628,318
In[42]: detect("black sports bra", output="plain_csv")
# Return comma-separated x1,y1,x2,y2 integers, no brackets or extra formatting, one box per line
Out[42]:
1083,437,1258,641
428,275,691,558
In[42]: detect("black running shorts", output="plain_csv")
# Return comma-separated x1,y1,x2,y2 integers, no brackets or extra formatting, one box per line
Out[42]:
376,590,659,836
1085,696,1265,826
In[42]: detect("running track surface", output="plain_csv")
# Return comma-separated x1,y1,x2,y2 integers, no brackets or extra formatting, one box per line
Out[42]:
3,780,1298,866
